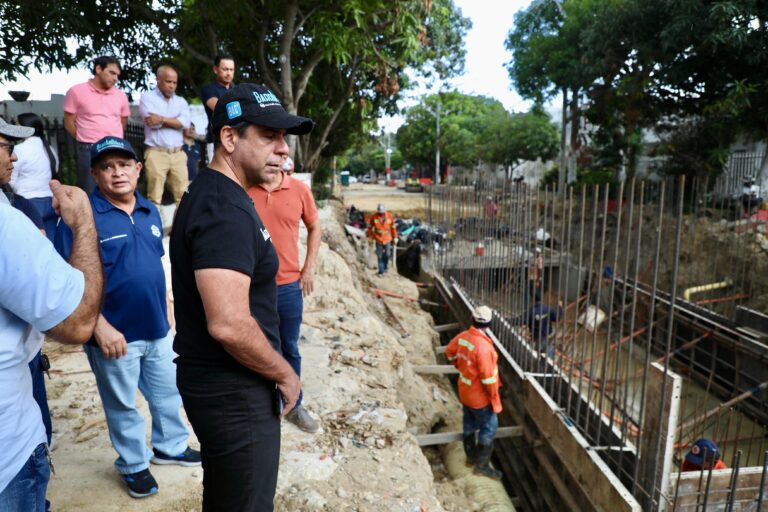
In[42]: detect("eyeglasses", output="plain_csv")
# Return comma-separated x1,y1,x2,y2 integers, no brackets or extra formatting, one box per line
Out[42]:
0,142,15,155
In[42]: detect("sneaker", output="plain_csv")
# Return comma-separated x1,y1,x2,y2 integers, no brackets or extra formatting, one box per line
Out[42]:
285,405,320,433
122,468,158,499
151,446,201,467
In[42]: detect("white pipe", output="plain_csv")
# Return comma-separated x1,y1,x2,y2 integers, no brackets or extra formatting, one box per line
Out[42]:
683,279,732,302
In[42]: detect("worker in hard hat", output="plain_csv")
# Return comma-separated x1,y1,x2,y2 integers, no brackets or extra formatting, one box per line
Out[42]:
681,438,728,472
444,305,503,480
367,203,398,275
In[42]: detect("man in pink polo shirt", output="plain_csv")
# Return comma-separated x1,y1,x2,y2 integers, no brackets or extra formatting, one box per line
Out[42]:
64,56,130,193
248,157,322,433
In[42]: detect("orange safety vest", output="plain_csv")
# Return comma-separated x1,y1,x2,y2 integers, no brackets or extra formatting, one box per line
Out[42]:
445,326,502,413
681,458,728,472
367,211,397,245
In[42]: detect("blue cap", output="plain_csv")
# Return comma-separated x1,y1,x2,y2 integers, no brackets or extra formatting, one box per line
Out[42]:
603,266,614,279
686,438,720,466
90,136,138,167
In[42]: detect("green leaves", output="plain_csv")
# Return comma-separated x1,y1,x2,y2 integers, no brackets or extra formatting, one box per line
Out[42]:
397,92,558,171
505,0,768,180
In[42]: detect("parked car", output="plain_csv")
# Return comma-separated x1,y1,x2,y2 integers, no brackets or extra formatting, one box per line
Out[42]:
362,174,371,184
349,175,359,184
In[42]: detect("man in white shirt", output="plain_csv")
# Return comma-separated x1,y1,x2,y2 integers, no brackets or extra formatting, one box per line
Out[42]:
0,118,103,512
139,65,191,207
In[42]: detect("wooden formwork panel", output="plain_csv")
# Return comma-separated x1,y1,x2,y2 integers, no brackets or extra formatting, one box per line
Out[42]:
442,277,642,511
668,467,768,510
524,377,642,512
641,363,683,511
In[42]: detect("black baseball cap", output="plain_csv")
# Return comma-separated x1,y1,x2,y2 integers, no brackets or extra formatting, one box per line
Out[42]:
90,136,138,166
211,83,313,136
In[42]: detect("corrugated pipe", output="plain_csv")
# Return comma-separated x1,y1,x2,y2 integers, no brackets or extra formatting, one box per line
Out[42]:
441,440,517,511
683,279,732,302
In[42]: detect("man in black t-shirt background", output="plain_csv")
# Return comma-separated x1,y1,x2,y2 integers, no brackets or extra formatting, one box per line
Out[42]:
170,83,313,512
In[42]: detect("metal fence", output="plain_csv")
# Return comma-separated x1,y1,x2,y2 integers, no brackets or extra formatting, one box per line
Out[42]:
425,175,768,510
713,152,765,199
42,118,146,187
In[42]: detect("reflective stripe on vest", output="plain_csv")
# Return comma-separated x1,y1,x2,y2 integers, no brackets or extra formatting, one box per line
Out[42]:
446,355,457,362
481,369,498,385
458,370,472,386
458,338,474,351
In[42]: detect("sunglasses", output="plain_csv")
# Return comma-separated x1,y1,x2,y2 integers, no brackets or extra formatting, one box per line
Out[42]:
0,142,15,155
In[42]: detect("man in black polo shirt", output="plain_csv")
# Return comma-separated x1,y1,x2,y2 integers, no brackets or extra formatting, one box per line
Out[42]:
170,83,312,512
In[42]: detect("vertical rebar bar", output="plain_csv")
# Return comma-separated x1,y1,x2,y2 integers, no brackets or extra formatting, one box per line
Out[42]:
632,180,666,496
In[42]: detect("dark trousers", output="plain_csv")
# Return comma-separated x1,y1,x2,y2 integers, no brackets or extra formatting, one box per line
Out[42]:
463,405,498,446
76,142,96,193
277,280,303,406
177,363,281,512
28,351,52,444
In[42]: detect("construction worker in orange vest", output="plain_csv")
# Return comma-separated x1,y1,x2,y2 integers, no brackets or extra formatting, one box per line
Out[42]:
367,203,398,275
445,305,503,480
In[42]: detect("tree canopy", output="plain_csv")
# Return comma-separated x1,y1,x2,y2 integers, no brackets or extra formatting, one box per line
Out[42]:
0,0,471,172
396,92,558,176
506,0,768,180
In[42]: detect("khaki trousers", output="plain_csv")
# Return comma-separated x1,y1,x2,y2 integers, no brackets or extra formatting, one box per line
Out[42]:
144,148,188,206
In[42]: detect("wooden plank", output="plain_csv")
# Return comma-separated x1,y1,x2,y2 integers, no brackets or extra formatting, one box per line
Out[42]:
433,322,461,333
413,365,459,375
641,362,682,512
524,377,641,512
416,426,523,446
435,345,447,354
668,467,768,510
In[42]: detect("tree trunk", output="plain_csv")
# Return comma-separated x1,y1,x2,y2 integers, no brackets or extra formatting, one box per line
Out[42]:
567,87,580,183
558,87,568,193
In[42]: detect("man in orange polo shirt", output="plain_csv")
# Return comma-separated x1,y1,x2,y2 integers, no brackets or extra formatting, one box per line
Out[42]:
248,157,322,433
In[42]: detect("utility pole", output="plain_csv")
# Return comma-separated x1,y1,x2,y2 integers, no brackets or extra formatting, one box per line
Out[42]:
424,101,442,185
385,132,392,184
435,102,441,185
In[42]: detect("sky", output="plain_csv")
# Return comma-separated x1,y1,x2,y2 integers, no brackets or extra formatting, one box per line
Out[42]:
0,0,535,128
380,0,533,131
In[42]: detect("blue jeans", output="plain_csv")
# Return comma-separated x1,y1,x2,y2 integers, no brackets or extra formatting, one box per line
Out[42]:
28,197,58,242
375,243,392,274
463,405,498,446
0,443,50,512
84,331,189,474
277,280,304,407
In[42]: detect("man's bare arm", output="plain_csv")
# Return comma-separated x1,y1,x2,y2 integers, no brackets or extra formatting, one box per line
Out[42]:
195,267,300,413
63,113,77,139
205,97,218,111
300,219,322,296
162,117,183,129
45,181,103,344
121,116,128,132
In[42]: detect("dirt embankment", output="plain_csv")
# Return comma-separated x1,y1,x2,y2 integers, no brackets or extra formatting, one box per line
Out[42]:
43,198,470,511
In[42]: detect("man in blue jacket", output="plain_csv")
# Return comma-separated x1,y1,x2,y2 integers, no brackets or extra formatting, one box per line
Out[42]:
55,136,199,499
518,290,563,356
